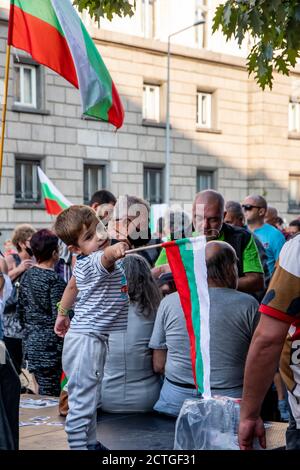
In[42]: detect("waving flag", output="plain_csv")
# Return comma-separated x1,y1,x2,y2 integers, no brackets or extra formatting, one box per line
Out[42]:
8,0,124,128
164,236,211,397
38,167,72,216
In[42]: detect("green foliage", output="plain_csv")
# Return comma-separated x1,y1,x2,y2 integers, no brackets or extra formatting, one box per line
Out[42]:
73,0,136,22
212,1,300,89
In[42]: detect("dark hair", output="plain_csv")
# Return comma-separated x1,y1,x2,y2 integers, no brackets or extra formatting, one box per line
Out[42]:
90,190,117,207
206,242,238,289
289,219,300,229
30,229,59,263
123,254,161,317
54,205,98,246
225,201,244,219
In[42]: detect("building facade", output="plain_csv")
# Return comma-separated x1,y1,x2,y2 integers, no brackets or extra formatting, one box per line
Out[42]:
0,1,300,244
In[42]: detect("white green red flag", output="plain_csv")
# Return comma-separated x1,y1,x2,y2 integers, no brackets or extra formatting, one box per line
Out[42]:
163,236,211,397
8,0,124,128
37,167,72,216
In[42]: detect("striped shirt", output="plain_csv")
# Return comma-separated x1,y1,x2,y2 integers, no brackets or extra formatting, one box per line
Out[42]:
70,251,128,335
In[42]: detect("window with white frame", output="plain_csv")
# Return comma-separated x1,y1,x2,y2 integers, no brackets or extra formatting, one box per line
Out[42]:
143,84,160,122
15,158,40,203
14,63,37,108
197,169,215,192
288,174,300,209
141,0,156,38
197,91,212,128
144,166,163,204
288,101,300,132
84,164,106,204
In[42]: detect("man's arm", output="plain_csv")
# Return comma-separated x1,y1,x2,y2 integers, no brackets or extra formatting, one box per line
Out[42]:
153,349,167,374
238,272,264,293
239,314,290,450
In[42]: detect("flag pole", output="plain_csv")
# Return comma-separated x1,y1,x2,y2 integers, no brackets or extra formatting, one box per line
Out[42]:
0,44,11,188
125,242,164,255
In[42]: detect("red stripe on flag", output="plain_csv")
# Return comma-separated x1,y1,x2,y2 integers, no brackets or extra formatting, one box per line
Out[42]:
165,243,197,386
108,81,125,129
44,198,64,216
8,5,79,88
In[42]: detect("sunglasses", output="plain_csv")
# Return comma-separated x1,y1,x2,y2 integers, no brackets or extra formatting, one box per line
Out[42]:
242,204,263,211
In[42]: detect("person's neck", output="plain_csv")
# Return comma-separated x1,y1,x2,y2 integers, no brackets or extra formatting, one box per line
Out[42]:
37,259,55,270
247,220,264,231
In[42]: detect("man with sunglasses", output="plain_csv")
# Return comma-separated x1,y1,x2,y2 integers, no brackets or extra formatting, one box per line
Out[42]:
242,195,285,276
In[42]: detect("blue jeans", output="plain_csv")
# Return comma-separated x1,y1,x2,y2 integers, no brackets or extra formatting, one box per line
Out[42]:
286,413,300,450
153,378,201,417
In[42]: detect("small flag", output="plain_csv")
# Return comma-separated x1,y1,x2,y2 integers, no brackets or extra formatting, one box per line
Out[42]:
37,167,72,216
8,0,124,128
163,236,211,397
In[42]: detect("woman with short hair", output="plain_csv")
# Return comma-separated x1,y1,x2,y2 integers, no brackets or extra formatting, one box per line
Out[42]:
18,229,66,396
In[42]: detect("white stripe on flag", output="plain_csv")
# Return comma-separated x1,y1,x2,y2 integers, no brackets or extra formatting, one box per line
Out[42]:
192,236,211,398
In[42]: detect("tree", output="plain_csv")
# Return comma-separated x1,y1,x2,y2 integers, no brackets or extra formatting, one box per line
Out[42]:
212,1,300,90
73,0,136,22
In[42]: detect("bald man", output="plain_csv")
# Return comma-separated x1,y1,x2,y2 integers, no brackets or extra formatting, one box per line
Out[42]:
150,241,260,416
193,190,264,294
242,195,285,275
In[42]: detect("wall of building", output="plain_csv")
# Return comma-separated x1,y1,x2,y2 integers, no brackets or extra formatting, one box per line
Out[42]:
0,2,300,246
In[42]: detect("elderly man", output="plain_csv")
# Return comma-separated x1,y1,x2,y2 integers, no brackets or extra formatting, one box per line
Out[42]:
242,195,285,276
149,241,260,417
193,190,264,294
238,234,300,450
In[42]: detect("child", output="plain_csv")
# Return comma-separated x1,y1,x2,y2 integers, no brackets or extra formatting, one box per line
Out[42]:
54,205,129,450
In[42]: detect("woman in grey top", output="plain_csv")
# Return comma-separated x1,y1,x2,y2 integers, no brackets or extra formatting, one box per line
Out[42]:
101,254,162,413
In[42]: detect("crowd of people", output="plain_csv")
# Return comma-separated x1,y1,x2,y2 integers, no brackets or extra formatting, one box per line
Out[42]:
0,188,299,450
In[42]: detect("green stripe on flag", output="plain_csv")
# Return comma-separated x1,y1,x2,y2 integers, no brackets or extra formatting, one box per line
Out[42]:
80,23,112,120
12,0,65,36
41,183,69,209
178,240,204,393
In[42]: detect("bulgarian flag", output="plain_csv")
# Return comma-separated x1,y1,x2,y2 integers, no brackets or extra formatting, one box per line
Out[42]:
38,167,72,215
8,0,124,128
164,236,211,397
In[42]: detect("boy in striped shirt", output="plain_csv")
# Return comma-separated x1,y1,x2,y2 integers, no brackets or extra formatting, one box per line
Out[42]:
54,205,129,450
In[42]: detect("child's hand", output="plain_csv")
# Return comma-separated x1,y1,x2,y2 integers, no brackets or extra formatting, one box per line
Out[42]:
54,315,70,338
111,241,129,261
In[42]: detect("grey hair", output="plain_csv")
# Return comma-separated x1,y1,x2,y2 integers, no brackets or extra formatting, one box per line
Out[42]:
225,201,243,219
206,241,238,289
114,195,150,220
194,190,225,213
123,254,161,317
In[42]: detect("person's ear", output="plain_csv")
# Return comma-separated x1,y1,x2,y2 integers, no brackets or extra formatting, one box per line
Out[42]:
68,244,81,255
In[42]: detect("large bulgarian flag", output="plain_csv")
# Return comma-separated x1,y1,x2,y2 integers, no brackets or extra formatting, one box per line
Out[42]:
163,236,211,397
8,0,124,128
38,167,72,215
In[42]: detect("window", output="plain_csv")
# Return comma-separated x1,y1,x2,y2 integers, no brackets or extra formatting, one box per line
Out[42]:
197,170,215,192
288,101,300,133
197,92,212,128
195,0,206,48
289,174,300,210
84,164,106,204
144,167,163,204
143,84,160,122
15,158,41,203
14,63,37,108
141,0,156,38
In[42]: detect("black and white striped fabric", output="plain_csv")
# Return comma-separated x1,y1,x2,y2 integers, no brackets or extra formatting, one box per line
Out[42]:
71,251,128,335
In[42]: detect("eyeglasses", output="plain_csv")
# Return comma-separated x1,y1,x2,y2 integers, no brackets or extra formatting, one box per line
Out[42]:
242,204,263,211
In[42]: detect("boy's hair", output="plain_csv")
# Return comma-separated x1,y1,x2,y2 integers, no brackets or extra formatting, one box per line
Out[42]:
30,229,58,263
54,205,98,246
12,224,36,252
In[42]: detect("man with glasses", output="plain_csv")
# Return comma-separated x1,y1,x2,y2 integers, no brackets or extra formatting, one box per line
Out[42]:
193,190,264,295
242,195,285,276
